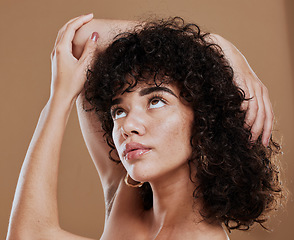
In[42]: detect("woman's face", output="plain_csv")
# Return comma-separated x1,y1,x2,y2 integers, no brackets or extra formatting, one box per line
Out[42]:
111,82,194,183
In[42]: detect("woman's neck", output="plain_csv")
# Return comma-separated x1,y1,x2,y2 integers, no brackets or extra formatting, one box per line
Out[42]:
146,163,228,239
149,163,199,226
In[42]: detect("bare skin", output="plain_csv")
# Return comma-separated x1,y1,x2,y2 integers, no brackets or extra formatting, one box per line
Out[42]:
6,14,272,240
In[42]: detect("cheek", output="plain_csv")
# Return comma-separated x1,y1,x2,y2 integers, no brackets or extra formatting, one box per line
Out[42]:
112,124,121,150
152,110,193,157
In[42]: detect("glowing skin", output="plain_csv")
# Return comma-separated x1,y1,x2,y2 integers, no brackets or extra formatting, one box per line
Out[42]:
111,83,194,184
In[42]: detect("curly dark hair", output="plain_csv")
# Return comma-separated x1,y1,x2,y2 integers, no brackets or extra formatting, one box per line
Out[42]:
83,17,283,231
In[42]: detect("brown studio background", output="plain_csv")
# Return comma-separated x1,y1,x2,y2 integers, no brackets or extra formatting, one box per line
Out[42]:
1,0,293,239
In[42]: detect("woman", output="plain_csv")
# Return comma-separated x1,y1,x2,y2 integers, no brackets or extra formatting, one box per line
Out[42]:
7,14,283,240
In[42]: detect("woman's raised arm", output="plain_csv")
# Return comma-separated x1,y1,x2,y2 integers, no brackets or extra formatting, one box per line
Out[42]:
7,14,99,240
72,19,138,211
209,34,273,146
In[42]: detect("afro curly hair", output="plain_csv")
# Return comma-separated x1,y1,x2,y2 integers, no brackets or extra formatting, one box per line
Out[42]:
83,17,284,231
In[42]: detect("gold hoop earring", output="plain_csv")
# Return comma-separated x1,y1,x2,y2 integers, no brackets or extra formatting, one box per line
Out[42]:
124,173,144,188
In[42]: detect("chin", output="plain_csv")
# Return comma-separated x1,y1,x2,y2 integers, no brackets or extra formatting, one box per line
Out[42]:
126,161,159,183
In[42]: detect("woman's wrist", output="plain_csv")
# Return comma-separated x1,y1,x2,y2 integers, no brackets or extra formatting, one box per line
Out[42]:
48,91,76,109
44,94,76,121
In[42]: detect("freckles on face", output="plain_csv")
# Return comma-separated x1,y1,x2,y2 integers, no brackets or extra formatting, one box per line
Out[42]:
111,83,194,181
151,105,192,156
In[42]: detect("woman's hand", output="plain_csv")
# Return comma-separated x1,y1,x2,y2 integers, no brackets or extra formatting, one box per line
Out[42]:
50,13,98,104
211,34,273,147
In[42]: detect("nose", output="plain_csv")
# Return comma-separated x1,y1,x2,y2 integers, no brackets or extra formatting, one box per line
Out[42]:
121,111,146,139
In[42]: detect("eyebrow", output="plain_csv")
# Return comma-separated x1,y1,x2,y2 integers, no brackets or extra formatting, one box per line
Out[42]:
110,86,178,107
139,86,178,98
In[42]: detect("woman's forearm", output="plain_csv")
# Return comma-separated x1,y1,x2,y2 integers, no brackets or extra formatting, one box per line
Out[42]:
7,97,74,239
208,34,273,145
73,19,138,59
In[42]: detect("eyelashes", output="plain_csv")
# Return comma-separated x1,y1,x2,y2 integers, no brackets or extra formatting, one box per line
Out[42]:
110,107,126,120
148,94,167,108
110,93,167,120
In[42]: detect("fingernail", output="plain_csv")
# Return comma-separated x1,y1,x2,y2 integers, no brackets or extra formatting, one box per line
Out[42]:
84,13,93,18
262,138,269,147
91,32,99,42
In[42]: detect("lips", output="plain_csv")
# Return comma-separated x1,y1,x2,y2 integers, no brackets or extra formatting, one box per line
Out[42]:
123,142,151,161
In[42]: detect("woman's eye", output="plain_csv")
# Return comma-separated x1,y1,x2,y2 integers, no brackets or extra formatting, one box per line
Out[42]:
149,98,166,109
112,109,127,120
